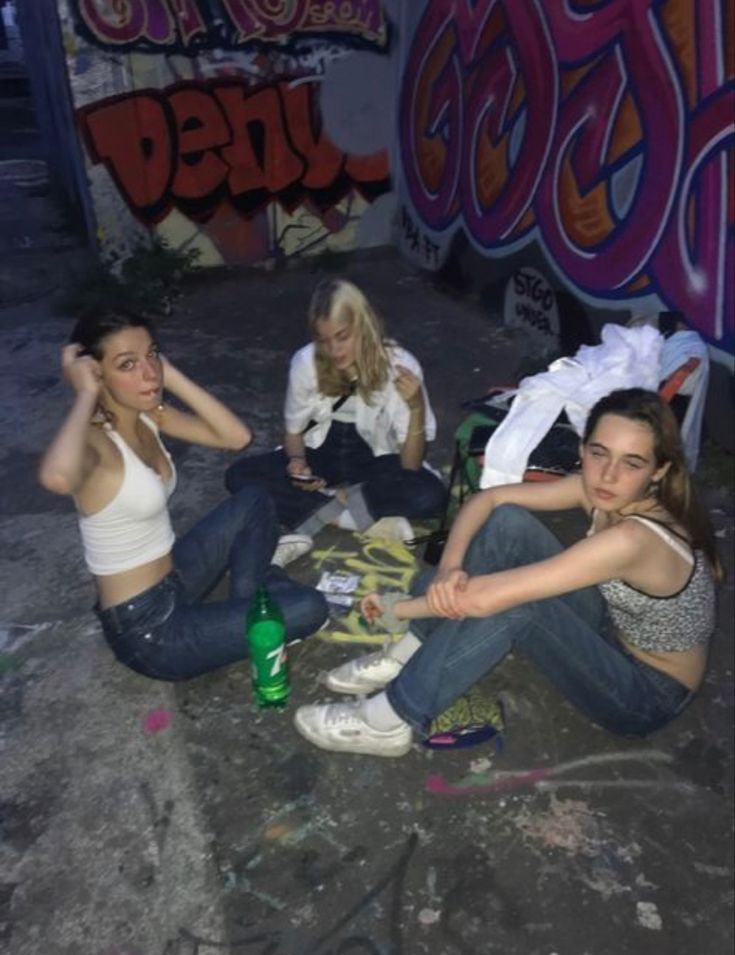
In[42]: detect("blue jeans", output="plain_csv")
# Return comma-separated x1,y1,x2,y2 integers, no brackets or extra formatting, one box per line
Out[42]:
224,420,446,530
97,487,328,681
386,505,694,737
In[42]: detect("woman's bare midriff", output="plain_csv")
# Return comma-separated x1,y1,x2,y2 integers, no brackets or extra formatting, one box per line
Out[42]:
620,636,707,692
95,553,174,610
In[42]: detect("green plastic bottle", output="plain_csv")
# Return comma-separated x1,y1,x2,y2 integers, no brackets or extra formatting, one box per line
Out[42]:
246,586,290,708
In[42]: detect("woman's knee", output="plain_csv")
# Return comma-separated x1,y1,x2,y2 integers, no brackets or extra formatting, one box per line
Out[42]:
465,504,554,570
230,484,277,526
486,503,539,534
288,586,329,636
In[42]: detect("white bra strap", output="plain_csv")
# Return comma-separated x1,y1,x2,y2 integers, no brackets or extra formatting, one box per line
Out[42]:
624,515,694,565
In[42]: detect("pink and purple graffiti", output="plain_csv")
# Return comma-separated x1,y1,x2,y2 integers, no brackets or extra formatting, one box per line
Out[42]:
400,0,734,351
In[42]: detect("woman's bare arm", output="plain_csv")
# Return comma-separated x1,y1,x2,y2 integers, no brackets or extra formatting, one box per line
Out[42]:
393,520,643,622
429,475,588,615
395,365,426,470
155,358,251,450
38,345,101,496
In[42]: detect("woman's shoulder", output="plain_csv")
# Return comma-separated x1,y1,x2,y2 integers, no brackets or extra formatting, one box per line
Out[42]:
621,507,690,541
602,509,691,563
385,342,422,370
289,343,317,376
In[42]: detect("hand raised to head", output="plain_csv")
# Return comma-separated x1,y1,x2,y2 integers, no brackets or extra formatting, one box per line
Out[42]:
62,344,101,397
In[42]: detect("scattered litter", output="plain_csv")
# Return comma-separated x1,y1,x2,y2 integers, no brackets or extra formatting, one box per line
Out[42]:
635,872,657,889
317,571,360,608
693,862,730,877
469,756,494,774
418,908,441,925
636,901,662,930
143,709,173,734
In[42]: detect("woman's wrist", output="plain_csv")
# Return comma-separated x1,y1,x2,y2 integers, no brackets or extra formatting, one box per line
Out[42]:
406,404,426,437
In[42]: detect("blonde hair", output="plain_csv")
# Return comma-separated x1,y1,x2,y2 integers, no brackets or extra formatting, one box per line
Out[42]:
308,279,391,400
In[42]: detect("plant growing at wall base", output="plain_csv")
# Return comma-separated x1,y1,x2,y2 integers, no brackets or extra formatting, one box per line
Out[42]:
60,238,201,318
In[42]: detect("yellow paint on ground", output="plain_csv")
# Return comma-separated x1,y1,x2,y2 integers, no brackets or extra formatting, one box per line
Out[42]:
310,533,420,645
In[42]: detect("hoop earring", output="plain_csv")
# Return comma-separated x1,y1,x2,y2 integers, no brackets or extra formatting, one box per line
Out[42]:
92,402,114,430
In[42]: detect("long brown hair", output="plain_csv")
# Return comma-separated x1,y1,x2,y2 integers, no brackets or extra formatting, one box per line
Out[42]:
308,278,391,401
583,388,722,580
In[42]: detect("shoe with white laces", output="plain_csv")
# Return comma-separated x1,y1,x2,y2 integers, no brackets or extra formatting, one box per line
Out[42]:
294,700,412,757
325,648,404,695
272,533,314,568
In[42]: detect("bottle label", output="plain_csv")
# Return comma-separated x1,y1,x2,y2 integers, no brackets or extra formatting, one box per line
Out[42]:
265,644,287,679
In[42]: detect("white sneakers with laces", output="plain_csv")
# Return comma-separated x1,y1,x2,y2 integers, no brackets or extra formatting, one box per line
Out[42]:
294,699,412,757
325,648,404,694
272,533,314,568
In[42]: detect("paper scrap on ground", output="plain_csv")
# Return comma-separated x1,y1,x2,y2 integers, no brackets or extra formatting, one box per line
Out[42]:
317,571,361,608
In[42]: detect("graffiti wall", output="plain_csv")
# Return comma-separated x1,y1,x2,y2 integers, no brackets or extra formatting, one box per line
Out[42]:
59,0,398,266
397,0,735,359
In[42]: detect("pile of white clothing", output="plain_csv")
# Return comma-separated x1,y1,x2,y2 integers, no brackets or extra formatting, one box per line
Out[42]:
479,323,708,488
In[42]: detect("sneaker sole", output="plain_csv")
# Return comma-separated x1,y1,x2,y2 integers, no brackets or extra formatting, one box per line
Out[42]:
324,673,394,695
293,710,412,758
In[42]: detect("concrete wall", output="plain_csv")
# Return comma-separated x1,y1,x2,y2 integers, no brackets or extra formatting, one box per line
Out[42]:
395,0,735,367
12,0,95,234
57,0,401,266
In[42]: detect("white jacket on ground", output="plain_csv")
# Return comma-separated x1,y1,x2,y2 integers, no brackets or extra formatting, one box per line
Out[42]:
480,324,663,488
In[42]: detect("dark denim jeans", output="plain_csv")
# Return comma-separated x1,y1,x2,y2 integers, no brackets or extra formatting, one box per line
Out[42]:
97,486,328,681
387,504,694,738
224,420,446,530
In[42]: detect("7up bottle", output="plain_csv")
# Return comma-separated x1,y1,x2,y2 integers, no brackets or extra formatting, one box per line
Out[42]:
246,586,290,708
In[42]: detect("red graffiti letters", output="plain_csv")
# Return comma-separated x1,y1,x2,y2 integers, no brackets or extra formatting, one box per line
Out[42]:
79,81,390,222
71,0,387,52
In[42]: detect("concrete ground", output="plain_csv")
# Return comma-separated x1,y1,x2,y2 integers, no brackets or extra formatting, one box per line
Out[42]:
0,92,733,954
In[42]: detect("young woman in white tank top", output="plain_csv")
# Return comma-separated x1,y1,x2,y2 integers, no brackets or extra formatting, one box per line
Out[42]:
39,311,327,681
290,388,722,757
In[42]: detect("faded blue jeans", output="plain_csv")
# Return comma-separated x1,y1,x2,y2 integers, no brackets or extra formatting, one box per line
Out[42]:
224,420,446,531
386,505,694,737
98,486,328,681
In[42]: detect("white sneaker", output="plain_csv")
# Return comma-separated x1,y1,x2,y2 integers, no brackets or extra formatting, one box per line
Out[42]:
363,516,414,543
325,649,404,695
272,533,314,568
294,700,412,757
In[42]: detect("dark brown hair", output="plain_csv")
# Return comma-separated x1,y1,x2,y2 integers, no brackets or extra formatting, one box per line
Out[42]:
69,310,156,360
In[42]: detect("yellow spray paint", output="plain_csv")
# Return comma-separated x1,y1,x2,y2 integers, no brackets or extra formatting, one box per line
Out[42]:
309,533,420,645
